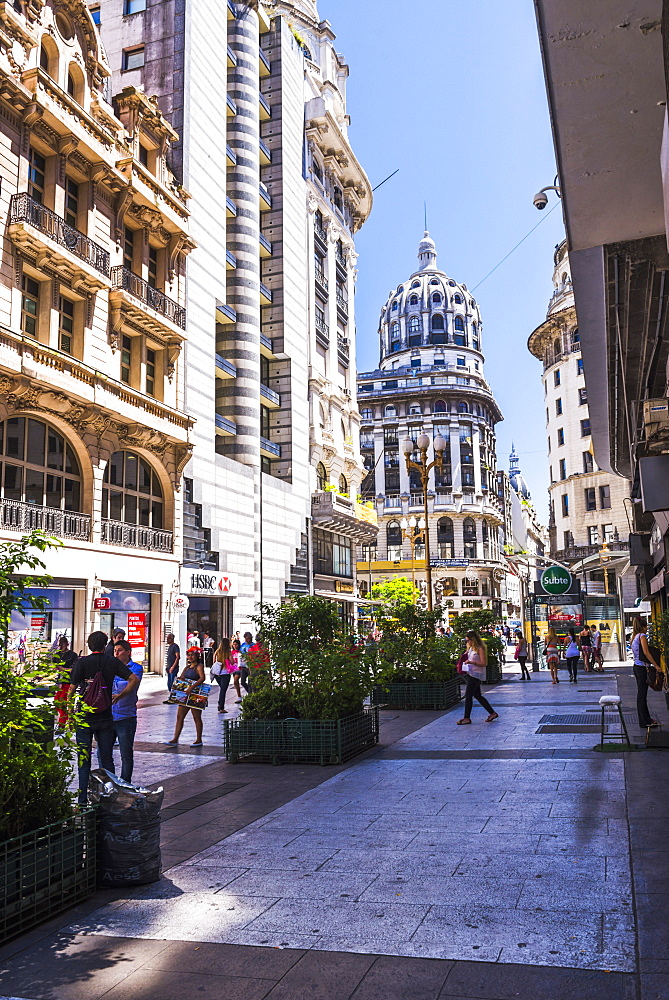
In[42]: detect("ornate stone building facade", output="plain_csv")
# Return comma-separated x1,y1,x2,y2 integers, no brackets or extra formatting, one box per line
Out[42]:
356,233,505,616
0,0,192,669
528,241,635,606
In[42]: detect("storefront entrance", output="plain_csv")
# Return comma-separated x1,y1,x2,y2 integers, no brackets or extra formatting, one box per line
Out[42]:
186,597,233,647
100,589,152,669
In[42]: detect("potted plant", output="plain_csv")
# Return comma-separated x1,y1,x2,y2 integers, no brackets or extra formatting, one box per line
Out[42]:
0,531,96,944
371,599,463,710
223,597,380,764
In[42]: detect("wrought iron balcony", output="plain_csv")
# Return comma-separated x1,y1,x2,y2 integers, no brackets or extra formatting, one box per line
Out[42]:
111,267,186,330
315,268,329,298
554,541,629,563
315,315,329,347
0,498,90,541
311,491,378,541
336,291,349,317
101,518,173,552
314,222,327,247
10,193,110,277
337,334,350,359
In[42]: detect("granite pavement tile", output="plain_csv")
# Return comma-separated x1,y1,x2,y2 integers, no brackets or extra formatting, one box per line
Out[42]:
259,950,376,1000
438,959,637,1000
94,968,277,1000
318,848,463,877
358,875,524,908
223,869,378,901
351,955,452,1000
140,939,305,978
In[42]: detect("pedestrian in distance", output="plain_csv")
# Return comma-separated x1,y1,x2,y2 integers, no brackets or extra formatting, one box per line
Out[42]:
68,631,139,805
211,638,233,713
167,647,206,746
564,628,580,683
544,627,561,684
104,628,125,658
514,630,531,680
230,638,243,702
163,632,180,703
54,635,77,729
590,624,604,671
202,630,215,671
630,617,660,729
578,623,592,672
238,631,253,694
111,639,143,783
457,629,498,725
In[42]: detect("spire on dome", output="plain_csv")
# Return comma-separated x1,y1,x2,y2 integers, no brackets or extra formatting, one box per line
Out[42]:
509,444,531,499
509,442,519,472
417,230,437,271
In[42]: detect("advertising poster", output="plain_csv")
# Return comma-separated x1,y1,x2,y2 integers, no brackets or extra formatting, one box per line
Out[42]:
127,612,147,662
547,603,583,634
167,679,211,711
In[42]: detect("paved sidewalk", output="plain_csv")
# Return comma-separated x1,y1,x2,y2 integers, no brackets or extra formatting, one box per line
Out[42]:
1,664,668,999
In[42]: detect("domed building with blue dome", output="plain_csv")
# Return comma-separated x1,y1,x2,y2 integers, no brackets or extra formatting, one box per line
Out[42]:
356,233,507,613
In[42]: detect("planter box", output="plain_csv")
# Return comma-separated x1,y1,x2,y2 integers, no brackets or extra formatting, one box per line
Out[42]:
0,809,96,944
372,678,462,711
224,706,379,765
484,662,503,684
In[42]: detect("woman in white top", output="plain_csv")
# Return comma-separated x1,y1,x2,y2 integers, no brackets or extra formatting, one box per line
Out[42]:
457,629,499,725
631,617,660,728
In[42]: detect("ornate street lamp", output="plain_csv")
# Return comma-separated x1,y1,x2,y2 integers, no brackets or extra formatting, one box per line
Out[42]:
400,515,426,602
402,433,447,611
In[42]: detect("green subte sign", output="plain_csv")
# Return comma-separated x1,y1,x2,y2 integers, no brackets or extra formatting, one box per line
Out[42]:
540,565,572,595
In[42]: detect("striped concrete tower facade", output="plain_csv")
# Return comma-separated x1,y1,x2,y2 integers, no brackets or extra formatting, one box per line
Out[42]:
225,3,261,466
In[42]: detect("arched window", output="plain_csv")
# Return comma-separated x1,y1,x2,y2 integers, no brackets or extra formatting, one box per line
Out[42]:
411,280,420,288
409,403,421,415
463,576,479,596
386,520,402,561
409,294,419,306
384,404,396,418
390,322,400,351
338,474,348,496
430,278,439,285
39,37,58,79
391,300,399,311
431,314,444,331
0,416,82,512
448,279,456,287
440,576,458,596
454,293,463,304
437,516,454,558
432,292,442,304
561,272,568,284
433,399,446,413
553,336,561,358
458,401,469,413
66,63,84,104
316,462,328,491
454,316,465,331
408,315,421,345
103,451,163,528
463,517,477,558
360,408,372,420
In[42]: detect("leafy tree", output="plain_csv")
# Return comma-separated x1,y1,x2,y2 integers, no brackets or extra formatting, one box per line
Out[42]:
374,603,459,683
451,609,504,667
0,531,78,839
371,576,417,610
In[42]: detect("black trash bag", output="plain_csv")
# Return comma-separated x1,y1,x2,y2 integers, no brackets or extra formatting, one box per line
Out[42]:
89,768,164,887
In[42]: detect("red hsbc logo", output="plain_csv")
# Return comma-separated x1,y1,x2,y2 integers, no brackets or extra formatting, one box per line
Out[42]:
219,577,232,593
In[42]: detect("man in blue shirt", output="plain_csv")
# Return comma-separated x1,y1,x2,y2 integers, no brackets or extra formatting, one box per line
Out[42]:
239,631,253,694
111,639,143,783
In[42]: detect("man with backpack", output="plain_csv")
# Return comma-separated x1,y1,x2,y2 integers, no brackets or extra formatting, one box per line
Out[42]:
68,631,139,805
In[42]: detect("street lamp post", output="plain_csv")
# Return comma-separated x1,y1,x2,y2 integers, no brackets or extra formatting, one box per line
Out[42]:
402,433,446,611
400,515,426,602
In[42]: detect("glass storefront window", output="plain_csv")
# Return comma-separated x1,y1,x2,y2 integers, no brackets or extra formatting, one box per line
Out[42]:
9,587,75,667
100,589,152,668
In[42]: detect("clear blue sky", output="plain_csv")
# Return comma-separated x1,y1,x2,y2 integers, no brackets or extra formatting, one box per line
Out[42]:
325,0,566,518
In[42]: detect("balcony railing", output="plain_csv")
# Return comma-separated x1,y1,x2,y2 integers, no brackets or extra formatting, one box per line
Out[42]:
215,353,236,378
315,268,329,298
260,435,281,457
259,182,272,208
101,518,173,552
554,541,629,562
409,493,425,507
315,315,329,347
226,249,237,268
0,498,90,541
336,291,348,316
259,138,272,161
10,193,110,277
111,267,186,330
260,332,273,353
260,382,280,406
215,413,236,435
259,281,273,303
337,335,350,359
384,495,402,508
314,222,327,246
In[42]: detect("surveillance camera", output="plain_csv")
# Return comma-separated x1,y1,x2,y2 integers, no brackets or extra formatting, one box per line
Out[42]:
533,191,548,210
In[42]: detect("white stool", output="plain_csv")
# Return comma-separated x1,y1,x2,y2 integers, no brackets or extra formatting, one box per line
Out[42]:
599,694,631,747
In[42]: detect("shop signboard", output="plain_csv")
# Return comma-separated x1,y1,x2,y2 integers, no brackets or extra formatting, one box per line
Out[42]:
547,603,583,629
540,566,573,596
127,612,147,660
183,571,238,597
93,596,111,610
430,559,469,568
172,594,190,612
30,616,46,639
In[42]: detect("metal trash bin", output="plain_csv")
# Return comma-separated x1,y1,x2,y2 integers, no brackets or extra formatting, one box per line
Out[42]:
89,769,163,888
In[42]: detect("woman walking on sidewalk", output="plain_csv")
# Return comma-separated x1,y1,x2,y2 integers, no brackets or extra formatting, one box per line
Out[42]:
544,627,561,684
564,628,580,683
631,617,660,729
514,630,531,680
457,629,498,725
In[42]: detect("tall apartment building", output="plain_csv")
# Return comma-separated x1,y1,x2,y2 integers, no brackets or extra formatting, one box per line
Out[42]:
356,233,506,617
0,1,192,670
96,0,375,634
528,241,635,607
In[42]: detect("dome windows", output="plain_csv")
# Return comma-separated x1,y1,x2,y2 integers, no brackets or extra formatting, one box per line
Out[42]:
433,399,447,413
429,278,439,286
454,293,463,304
431,315,444,331
448,280,456,287
432,293,442,304
384,404,397,418
409,294,419,306
391,300,399,311
407,315,422,346
409,403,422,415
411,280,420,288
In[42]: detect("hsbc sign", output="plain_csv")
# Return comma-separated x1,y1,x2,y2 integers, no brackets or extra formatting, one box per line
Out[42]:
183,571,238,597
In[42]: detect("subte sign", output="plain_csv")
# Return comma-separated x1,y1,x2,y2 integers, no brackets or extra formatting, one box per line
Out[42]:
540,565,572,596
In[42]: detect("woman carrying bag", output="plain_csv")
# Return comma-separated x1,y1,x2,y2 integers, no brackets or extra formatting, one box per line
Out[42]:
514,630,530,681
564,628,580,683
544,627,561,684
211,638,234,713
457,629,499,725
